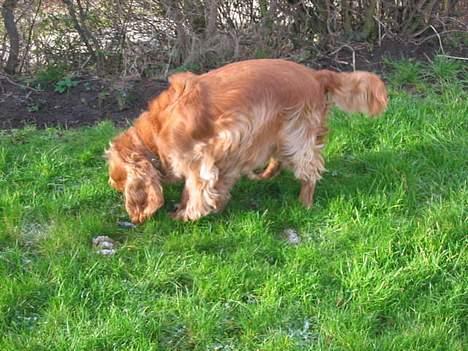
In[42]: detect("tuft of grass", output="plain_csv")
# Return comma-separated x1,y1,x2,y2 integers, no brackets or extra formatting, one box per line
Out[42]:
385,56,468,94
54,76,79,94
33,65,67,89
0,61,467,350
385,59,425,87
430,56,463,82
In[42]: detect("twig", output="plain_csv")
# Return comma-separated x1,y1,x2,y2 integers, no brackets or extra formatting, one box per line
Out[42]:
423,52,433,63
377,17,382,47
335,59,350,66
412,29,465,44
164,40,177,78
0,74,39,92
372,14,394,45
437,54,468,61
330,44,356,71
19,0,42,73
436,16,468,29
429,25,445,54
78,55,92,72
412,25,432,38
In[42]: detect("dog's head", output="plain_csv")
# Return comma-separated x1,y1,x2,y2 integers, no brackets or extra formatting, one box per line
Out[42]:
106,128,164,224
105,71,200,223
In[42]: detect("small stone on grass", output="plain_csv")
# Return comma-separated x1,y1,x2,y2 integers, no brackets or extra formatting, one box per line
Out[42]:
117,221,136,229
97,248,116,255
282,228,301,245
93,235,117,255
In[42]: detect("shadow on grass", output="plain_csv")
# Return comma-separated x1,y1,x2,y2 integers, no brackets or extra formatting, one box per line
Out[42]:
53,139,465,251
218,139,466,225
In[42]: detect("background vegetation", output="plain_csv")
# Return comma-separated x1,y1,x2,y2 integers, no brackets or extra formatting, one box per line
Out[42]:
1,0,467,77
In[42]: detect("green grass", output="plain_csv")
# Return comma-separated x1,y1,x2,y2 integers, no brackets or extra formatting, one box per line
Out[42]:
0,60,467,350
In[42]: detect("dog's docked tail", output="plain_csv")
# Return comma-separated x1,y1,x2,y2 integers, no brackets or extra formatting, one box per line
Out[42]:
315,70,388,116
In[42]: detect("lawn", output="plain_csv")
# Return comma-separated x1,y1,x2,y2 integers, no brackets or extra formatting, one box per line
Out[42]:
0,59,467,350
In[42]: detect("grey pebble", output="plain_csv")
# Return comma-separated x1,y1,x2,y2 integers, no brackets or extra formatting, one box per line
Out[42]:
283,228,301,245
92,235,117,255
92,235,115,246
117,221,136,229
96,249,116,256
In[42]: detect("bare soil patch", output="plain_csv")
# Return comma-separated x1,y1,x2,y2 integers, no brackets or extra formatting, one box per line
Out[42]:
0,76,168,129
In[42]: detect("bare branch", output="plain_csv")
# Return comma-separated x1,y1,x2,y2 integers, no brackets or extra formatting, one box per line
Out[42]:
2,0,20,74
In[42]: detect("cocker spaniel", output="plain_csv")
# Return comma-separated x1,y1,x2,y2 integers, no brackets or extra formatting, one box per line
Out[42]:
106,59,387,223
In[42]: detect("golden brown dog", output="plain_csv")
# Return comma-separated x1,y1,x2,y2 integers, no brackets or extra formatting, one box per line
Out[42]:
106,59,387,223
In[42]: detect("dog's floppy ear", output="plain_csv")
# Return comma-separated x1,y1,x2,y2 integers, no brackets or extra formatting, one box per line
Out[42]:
108,129,164,224
316,70,388,116
124,154,164,224
368,74,388,116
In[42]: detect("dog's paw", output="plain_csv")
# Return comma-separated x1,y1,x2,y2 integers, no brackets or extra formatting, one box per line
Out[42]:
246,171,261,180
170,208,190,221
170,208,203,222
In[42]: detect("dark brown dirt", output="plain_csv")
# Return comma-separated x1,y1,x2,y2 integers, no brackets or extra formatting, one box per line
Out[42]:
0,38,465,130
0,76,168,129
312,37,467,73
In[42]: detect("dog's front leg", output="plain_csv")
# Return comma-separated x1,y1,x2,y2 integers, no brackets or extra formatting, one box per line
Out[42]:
173,184,190,212
170,172,218,221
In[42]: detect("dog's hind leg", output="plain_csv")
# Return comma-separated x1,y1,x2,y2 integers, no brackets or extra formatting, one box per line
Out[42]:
247,157,282,180
280,116,327,207
294,150,324,208
259,158,282,179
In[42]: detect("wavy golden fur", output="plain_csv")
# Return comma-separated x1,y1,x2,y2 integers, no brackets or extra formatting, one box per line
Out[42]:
106,59,387,223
